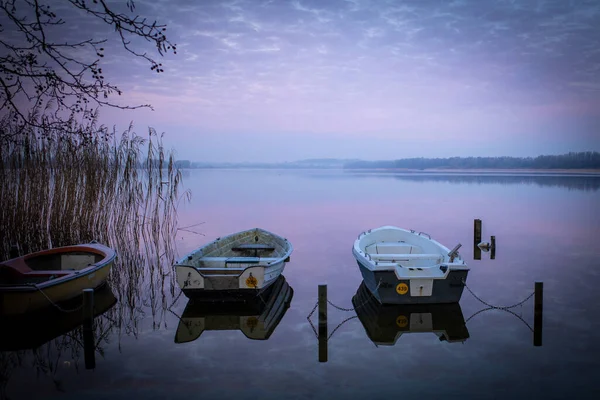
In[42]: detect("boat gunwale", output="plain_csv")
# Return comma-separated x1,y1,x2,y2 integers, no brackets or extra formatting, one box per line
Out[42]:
353,226,468,272
175,259,286,278
175,227,293,267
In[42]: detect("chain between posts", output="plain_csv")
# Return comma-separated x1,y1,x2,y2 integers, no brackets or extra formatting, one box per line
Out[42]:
462,279,535,310
306,293,372,340
327,315,358,340
306,279,382,340
465,305,534,332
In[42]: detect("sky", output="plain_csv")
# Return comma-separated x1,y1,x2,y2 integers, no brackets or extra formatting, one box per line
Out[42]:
17,0,600,161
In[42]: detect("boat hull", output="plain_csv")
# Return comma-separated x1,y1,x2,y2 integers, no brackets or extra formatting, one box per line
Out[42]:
357,260,468,304
178,259,286,299
0,260,113,315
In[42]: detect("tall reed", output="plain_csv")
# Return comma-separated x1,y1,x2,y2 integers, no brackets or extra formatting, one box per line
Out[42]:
0,111,190,315
0,113,191,397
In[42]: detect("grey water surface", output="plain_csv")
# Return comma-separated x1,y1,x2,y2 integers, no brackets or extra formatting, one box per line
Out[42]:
3,169,600,400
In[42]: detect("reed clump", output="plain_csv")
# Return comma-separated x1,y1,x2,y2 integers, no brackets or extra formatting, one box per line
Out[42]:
0,113,192,396
0,113,189,291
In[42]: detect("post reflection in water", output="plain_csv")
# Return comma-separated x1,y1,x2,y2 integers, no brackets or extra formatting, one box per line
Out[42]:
0,284,118,397
174,276,293,343
0,284,117,352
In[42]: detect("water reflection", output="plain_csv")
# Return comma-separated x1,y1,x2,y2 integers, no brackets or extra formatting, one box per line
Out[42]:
0,284,119,397
0,284,117,352
174,275,293,343
352,282,469,345
344,172,600,191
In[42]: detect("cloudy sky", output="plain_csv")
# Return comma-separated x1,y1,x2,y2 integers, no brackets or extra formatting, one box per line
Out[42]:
59,0,600,161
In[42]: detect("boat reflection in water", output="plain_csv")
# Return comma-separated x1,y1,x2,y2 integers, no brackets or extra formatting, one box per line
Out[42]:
352,281,469,345
175,275,293,343
0,283,117,351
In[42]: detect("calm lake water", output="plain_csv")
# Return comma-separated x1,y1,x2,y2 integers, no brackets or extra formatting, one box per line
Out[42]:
3,169,600,400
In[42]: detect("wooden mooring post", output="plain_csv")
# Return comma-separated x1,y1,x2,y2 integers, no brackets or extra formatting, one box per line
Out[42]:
9,244,19,259
473,219,482,260
533,282,543,347
83,289,96,369
318,284,328,363
490,235,496,260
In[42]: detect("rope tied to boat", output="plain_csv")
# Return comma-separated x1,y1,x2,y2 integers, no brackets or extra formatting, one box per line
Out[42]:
461,279,535,310
31,284,85,313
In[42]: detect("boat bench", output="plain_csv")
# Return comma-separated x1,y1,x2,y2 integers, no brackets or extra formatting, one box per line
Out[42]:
369,253,442,261
22,270,71,277
231,244,276,257
0,261,72,277
366,242,420,254
231,244,275,251
198,257,280,268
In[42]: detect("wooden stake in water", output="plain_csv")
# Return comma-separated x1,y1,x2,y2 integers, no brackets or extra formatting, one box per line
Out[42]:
473,219,482,260
318,284,328,363
9,244,19,259
534,282,543,347
490,235,496,260
83,289,96,369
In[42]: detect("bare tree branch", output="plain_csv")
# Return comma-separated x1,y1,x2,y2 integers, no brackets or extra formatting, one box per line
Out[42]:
0,0,177,140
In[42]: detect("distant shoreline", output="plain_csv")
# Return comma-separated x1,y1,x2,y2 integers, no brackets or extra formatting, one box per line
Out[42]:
343,168,600,175
184,167,600,175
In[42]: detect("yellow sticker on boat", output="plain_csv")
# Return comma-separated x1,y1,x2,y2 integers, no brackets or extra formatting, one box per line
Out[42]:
396,315,408,328
246,274,258,288
396,283,408,295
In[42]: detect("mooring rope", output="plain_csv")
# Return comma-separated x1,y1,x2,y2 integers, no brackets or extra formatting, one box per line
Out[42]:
32,284,84,313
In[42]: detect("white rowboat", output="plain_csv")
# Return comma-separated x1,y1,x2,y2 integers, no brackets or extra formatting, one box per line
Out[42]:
352,226,469,304
175,228,292,299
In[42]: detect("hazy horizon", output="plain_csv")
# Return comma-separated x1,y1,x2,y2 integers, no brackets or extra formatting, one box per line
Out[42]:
184,150,600,163
66,0,599,162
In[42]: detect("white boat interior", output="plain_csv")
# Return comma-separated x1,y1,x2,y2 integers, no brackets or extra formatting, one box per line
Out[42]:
354,226,465,279
180,228,291,274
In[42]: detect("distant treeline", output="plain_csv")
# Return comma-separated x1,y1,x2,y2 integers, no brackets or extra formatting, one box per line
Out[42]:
343,152,600,170
346,173,600,192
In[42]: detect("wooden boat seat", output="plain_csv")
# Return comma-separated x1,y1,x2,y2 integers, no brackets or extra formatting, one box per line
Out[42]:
367,242,420,254
226,257,261,264
369,253,442,261
231,244,275,251
198,257,280,267
231,243,276,257
24,270,71,277
0,259,32,275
